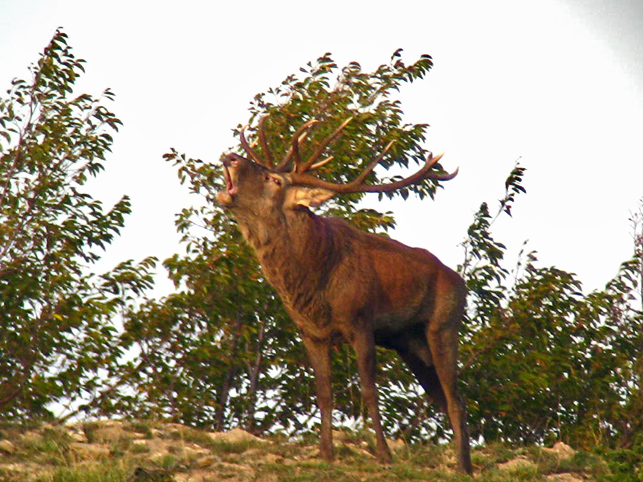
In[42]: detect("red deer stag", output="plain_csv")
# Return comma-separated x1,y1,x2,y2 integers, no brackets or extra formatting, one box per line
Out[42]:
216,117,472,475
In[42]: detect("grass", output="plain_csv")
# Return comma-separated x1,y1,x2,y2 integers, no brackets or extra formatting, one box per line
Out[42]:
0,421,636,482
33,464,128,482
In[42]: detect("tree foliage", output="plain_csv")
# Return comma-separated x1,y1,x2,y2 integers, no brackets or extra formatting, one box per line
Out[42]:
109,52,446,435
115,50,642,451
459,166,643,447
106,50,643,450
2,34,641,457
0,30,155,420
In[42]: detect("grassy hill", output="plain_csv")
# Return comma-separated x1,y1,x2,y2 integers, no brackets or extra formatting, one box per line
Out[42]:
0,420,634,481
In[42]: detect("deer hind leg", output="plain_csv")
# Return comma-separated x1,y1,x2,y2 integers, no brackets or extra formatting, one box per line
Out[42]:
351,329,392,464
302,335,334,461
426,302,473,475
396,338,448,412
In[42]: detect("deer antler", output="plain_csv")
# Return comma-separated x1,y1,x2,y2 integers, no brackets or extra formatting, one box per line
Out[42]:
275,119,319,172
239,123,268,167
257,116,274,167
290,147,457,194
281,117,458,194
240,115,354,174
291,117,354,173
239,115,457,193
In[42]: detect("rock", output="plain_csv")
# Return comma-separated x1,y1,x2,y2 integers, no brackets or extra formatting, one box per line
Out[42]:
68,430,89,443
546,474,584,482
0,462,48,479
208,428,266,444
20,430,43,447
86,420,129,443
255,475,279,482
387,438,406,452
258,452,283,465
0,439,16,454
331,430,352,443
69,442,111,460
241,447,263,459
162,423,191,437
498,456,537,471
148,449,169,462
194,454,221,468
65,422,90,443
184,443,210,459
175,470,221,482
345,445,376,459
543,442,576,459
216,461,255,480
130,467,174,481
131,439,150,452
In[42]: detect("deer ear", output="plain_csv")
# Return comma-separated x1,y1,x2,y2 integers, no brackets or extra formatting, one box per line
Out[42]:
285,186,336,208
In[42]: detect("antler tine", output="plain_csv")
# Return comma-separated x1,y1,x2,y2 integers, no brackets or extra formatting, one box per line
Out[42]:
239,124,269,166
275,119,319,172
359,152,458,191
257,115,275,167
290,149,457,194
296,117,354,174
238,117,275,167
288,141,391,191
309,156,334,171
347,140,395,186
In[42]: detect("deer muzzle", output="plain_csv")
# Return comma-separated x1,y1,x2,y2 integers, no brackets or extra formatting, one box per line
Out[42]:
217,161,237,206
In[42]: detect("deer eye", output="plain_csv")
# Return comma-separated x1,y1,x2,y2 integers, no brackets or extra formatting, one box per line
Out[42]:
265,173,281,186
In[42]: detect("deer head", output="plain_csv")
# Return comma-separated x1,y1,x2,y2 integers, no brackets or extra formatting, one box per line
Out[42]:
217,116,458,215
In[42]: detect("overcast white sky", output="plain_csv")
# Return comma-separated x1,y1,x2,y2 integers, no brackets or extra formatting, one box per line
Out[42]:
1,0,642,296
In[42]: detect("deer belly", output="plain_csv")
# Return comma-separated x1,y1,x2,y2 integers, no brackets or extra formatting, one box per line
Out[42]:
372,308,422,331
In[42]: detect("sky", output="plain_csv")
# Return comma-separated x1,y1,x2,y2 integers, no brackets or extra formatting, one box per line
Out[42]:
1,0,642,296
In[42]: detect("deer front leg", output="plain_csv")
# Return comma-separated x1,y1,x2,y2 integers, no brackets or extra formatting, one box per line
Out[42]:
302,335,334,461
352,330,392,464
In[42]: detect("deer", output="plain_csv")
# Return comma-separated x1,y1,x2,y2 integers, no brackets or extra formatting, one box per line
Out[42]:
215,116,473,475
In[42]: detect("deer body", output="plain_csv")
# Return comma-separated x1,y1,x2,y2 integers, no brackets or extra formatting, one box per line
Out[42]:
216,121,472,475
248,211,460,337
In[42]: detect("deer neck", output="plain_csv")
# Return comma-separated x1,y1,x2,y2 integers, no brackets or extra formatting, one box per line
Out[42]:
238,206,332,266
236,207,338,311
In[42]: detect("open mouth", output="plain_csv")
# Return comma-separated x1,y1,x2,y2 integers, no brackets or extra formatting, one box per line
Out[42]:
223,165,237,196
217,165,237,207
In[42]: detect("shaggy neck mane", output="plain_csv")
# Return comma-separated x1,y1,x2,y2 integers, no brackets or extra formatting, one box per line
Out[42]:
234,206,342,314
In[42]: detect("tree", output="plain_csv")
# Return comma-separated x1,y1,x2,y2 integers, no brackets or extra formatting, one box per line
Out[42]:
458,166,643,447
114,51,449,437
630,199,643,313
0,30,155,420
109,48,642,453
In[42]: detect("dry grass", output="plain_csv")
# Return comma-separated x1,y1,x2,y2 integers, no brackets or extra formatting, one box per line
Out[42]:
0,421,617,482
